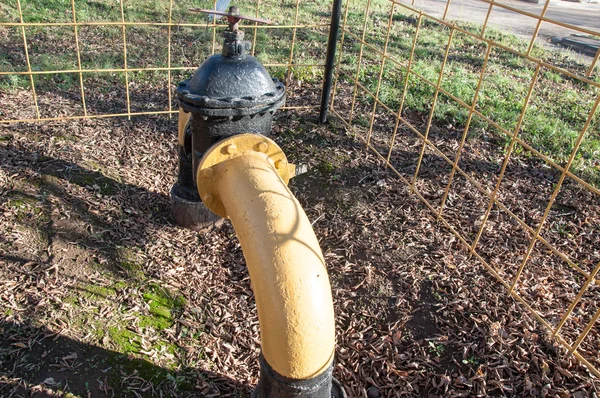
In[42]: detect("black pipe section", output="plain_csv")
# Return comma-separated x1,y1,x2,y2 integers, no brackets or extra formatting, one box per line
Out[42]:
318,0,344,125
253,355,347,398
177,123,195,189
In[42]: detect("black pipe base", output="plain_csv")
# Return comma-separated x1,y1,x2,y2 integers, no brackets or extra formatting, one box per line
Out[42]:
170,183,222,231
252,355,346,398
331,378,347,398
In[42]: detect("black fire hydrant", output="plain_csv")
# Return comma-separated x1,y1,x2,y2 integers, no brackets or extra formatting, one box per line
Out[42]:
169,7,347,398
171,6,286,230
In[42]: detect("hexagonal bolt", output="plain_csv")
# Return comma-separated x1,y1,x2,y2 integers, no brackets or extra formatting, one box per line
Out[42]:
226,144,237,154
202,168,214,178
257,142,269,153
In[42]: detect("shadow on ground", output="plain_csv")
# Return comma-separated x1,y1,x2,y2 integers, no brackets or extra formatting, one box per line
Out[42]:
0,319,249,397
0,144,173,280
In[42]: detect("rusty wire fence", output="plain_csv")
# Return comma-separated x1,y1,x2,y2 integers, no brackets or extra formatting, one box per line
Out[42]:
0,0,330,123
330,0,600,378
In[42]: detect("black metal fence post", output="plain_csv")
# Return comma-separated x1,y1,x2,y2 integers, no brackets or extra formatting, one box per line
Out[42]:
318,0,344,124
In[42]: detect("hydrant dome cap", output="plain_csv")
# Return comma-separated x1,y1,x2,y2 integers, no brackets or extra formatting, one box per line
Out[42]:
177,54,285,114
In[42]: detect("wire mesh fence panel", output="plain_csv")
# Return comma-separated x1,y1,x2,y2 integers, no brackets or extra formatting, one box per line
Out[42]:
0,0,331,123
331,0,600,378
1,0,599,383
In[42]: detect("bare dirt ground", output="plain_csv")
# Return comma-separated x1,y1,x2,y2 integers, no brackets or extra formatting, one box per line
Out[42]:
1,79,599,397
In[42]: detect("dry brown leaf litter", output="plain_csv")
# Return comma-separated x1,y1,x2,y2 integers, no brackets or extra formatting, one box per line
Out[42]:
0,82,599,397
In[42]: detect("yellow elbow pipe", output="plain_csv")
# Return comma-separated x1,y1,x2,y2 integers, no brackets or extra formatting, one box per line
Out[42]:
196,134,335,380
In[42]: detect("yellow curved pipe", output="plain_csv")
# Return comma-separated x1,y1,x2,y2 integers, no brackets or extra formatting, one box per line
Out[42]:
197,136,335,380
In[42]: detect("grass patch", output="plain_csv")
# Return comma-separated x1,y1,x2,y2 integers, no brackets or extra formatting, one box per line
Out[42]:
339,2,600,185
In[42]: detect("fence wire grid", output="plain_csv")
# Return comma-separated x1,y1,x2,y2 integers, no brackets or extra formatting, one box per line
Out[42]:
331,0,600,378
0,0,329,123
1,0,600,382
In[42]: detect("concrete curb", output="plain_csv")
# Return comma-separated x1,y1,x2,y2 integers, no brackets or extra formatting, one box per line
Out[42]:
551,35,600,57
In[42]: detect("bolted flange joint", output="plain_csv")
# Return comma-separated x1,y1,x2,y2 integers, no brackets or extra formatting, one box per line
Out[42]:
196,134,295,218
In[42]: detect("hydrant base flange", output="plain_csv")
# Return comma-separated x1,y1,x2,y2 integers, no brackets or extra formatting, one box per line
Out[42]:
170,183,222,231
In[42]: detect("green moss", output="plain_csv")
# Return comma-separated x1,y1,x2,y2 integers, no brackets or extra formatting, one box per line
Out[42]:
69,170,117,195
139,283,186,331
83,156,100,166
119,260,140,271
32,207,50,224
82,284,117,300
318,160,336,174
113,353,166,376
53,134,76,143
119,260,145,279
116,247,147,278
7,197,36,208
139,312,172,331
106,326,141,354
62,295,79,305
6,196,50,225
91,322,105,340
112,281,129,291
105,354,196,392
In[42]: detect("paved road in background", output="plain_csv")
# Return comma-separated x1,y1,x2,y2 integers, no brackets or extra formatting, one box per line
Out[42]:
406,0,600,55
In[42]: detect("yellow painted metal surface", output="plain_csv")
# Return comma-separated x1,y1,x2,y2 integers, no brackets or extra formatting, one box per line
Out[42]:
197,134,293,218
197,135,335,379
177,107,191,147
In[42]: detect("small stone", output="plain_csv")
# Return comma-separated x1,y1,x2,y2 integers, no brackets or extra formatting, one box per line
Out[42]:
43,377,56,386
367,386,380,398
